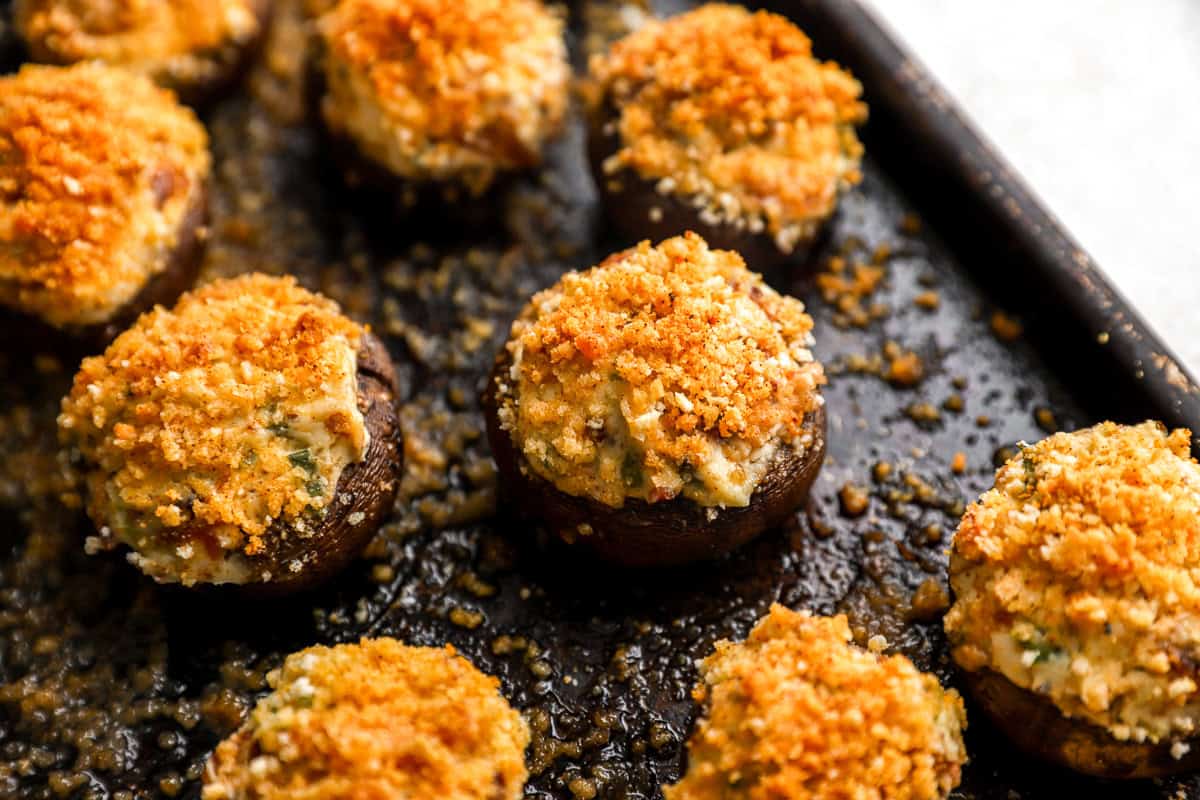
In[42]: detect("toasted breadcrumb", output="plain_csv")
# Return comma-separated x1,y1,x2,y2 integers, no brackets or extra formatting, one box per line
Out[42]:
665,605,967,800
989,310,1022,341
15,0,263,90
318,0,570,193
589,4,866,251
946,421,1200,744
203,639,530,800
0,63,209,327
914,290,940,310
500,232,825,508
885,345,925,386
815,257,886,328
59,274,368,581
837,482,869,517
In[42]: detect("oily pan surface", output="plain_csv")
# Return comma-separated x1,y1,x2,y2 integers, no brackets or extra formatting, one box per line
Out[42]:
0,2,1191,798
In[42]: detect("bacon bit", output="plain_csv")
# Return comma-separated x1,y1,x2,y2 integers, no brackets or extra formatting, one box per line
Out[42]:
816,256,887,329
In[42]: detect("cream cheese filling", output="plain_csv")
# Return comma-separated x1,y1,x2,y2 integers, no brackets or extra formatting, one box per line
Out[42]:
504,336,815,509
95,340,368,585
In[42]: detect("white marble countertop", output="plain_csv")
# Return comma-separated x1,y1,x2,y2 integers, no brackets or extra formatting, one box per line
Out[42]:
863,0,1200,376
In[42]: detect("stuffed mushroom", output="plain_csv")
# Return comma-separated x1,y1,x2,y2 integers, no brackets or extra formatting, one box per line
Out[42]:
586,4,867,270
0,62,209,346
665,604,968,800
14,0,271,103
313,0,570,210
483,233,826,567
203,638,530,799
58,273,402,591
945,421,1200,777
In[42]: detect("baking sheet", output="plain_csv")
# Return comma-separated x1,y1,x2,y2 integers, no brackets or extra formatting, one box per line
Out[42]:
1,1,1198,798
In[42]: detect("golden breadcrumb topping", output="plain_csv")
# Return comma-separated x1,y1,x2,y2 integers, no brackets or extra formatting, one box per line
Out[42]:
499,233,824,508
946,421,1200,744
0,63,209,328
665,605,967,800
59,274,369,582
203,639,530,800
15,0,263,89
318,0,570,193
589,4,867,253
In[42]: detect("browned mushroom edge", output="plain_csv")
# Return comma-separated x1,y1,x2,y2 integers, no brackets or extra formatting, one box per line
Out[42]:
482,348,827,568
962,666,1200,779
585,102,826,277
1,180,209,355
168,0,274,107
302,49,515,233
237,330,403,593
76,330,403,595
318,122,514,233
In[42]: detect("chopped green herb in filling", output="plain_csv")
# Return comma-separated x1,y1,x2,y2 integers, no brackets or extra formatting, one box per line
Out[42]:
288,448,318,473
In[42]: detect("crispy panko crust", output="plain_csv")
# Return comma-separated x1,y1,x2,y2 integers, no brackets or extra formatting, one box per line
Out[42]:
946,421,1200,744
15,0,264,90
203,639,530,800
588,3,867,252
0,62,209,327
666,605,966,800
318,0,569,193
500,232,825,507
59,274,367,568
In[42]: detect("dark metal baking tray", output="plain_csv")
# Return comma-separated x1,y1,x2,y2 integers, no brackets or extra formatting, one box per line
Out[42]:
1,0,1198,798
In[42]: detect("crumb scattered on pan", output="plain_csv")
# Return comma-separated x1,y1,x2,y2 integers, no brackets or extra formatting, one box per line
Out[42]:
838,482,870,517
885,343,925,386
835,341,925,388
906,402,941,425
990,309,1023,341
816,256,887,328
664,605,967,800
